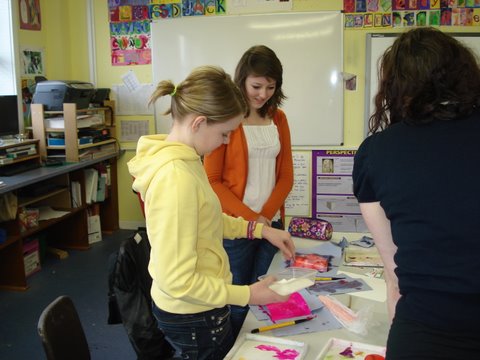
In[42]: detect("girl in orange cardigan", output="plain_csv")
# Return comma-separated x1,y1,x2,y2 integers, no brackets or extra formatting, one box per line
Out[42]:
204,45,294,338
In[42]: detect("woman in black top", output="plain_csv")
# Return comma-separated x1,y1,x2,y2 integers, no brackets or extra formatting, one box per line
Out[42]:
353,28,480,359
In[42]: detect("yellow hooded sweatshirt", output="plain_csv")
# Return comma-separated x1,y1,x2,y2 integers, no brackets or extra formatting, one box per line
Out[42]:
128,135,264,314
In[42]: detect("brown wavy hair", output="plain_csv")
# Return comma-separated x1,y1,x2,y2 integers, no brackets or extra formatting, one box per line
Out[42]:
234,45,286,118
369,27,480,134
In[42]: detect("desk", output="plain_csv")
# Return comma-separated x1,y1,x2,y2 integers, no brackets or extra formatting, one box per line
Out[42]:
231,233,389,360
0,153,118,194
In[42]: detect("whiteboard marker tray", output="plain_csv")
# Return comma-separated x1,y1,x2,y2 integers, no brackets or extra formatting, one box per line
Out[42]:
315,337,385,360
225,333,308,360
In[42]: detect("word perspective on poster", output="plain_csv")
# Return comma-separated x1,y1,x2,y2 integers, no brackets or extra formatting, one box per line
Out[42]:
312,150,367,233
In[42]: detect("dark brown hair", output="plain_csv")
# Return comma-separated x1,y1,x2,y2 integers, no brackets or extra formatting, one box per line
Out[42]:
234,45,286,118
369,27,480,133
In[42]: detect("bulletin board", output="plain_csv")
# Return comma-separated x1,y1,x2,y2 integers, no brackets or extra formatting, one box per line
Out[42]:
364,32,480,137
151,12,344,146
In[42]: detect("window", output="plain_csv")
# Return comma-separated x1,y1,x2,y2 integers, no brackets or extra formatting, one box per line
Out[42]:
0,0,19,95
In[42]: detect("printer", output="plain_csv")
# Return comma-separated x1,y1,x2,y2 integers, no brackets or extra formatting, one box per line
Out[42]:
32,80,95,111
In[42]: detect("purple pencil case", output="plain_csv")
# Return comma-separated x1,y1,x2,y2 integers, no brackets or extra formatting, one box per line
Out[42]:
288,217,333,241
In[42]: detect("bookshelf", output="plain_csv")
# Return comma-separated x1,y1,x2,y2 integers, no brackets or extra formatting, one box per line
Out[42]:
31,101,117,163
0,155,119,291
0,102,121,291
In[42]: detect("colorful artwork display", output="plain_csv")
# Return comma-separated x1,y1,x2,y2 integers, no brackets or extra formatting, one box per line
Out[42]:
108,1,227,65
344,0,480,28
20,47,45,76
110,20,152,66
19,0,42,30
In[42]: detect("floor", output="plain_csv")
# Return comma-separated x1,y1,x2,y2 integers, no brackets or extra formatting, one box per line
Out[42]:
0,229,137,360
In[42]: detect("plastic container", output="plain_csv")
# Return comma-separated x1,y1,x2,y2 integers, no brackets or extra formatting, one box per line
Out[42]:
259,267,317,296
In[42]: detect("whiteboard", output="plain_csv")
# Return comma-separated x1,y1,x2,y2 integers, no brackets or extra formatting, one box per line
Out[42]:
151,12,344,146
365,32,480,137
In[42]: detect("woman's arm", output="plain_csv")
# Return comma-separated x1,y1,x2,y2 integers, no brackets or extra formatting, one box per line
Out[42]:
222,214,294,260
359,202,400,322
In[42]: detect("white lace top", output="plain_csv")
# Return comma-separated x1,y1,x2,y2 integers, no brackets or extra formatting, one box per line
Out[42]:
242,122,281,221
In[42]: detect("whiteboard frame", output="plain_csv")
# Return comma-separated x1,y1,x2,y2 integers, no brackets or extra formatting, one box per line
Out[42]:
151,12,344,146
365,32,480,138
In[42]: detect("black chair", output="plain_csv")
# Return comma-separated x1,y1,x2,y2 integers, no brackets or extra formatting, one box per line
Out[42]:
37,295,91,360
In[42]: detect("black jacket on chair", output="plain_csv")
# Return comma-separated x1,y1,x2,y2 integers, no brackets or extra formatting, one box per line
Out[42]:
108,229,175,360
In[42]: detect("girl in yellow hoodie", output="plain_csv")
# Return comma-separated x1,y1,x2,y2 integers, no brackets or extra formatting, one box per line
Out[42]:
127,66,295,360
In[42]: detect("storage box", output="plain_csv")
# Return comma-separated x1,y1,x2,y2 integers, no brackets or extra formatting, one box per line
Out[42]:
47,137,93,146
23,239,41,277
88,232,102,244
87,214,102,244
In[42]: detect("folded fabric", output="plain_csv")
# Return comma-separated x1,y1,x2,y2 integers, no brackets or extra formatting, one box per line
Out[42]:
288,217,333,241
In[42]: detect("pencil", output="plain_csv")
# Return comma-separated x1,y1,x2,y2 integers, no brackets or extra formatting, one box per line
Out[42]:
250,317,314,333
315,277,346,281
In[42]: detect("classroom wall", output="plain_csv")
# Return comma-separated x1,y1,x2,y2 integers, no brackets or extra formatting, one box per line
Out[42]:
18,0,90,82
96,0,345,228
344,25,479,148
18,0,480,228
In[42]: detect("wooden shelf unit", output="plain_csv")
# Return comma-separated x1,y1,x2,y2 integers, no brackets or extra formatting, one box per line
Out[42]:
0,171,87,291
0,139,41,176
31,100,117,163
0,100,120,291
0,156,119,291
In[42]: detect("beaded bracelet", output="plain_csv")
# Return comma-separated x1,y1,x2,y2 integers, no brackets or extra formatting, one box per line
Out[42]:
247,221,257,240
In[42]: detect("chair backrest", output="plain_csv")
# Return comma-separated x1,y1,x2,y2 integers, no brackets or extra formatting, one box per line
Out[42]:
37,295,91,360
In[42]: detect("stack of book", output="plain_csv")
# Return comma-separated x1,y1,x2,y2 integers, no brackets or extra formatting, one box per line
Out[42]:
0,143,37,164
83,165,110,205
78,142,117,161
44,113,104,129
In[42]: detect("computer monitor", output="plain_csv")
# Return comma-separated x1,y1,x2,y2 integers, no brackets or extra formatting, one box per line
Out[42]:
0,95,20,138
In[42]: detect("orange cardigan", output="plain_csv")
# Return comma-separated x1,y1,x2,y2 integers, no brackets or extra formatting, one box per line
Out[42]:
204,109,294,222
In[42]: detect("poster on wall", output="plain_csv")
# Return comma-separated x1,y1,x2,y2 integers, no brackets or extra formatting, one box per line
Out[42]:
20,47,45,77
110,19,151,66
285,151,311,217
228,0,292,14
312,150,367,233
19,0,42,30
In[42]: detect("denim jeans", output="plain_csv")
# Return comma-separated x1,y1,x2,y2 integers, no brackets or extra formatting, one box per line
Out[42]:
223,220,283,339
152,305,234,360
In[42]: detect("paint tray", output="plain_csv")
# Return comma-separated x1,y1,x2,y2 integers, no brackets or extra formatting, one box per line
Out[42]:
315,337,386,360
224,333,308,360
260,267,317,296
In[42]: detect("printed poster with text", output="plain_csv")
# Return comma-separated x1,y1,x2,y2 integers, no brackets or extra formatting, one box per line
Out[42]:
312,150,367,233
